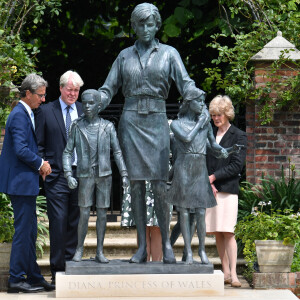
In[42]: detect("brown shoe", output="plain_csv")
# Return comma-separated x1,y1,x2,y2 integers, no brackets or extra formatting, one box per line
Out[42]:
231,281,242,288
224,278,231,284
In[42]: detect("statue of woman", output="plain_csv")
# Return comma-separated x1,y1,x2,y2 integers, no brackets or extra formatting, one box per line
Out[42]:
168,99,228,264
98,3,207,264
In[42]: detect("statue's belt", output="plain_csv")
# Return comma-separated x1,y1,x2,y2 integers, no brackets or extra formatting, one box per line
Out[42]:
124,97,166,114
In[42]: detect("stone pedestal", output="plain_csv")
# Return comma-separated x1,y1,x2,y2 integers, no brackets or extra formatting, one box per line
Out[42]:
56,259,224,298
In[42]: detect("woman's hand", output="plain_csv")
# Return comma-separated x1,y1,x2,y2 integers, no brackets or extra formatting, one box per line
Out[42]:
210,183,218,197
209,174,216,184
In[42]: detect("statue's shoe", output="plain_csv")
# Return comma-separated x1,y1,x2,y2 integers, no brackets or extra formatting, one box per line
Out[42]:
129,248,147,263
72,247,84,262
95,253,109,263
163,245,176,264
184,252,193,265
199,249,209,264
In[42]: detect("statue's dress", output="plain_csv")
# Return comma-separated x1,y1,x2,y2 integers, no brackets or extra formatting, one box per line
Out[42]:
99,39,205,181
168,120,217,209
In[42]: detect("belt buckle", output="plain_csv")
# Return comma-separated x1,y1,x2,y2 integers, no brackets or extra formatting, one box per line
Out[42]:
138,99,149,114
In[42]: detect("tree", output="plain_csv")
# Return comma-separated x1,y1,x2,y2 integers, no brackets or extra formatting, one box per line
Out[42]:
202,0,300,123
0,0,61,126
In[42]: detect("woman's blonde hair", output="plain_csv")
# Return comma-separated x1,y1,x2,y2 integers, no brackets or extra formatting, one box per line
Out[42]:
209,95,235,121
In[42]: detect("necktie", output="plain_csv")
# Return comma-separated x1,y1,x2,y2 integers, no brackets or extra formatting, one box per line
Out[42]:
65,106,75,163
65,105,71,138
30,111,35,130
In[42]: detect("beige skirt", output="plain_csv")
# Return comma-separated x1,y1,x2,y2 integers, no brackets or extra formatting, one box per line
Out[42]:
205,192,238,234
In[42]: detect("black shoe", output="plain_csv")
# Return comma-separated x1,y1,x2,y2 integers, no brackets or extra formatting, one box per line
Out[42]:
7,281,44,293
51,277,55,286
32,280,55,291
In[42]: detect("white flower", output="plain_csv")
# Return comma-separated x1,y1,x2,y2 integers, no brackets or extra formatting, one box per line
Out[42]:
123,212,129,218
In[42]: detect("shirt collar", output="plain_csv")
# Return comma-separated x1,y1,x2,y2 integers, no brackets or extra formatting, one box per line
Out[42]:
133,38,160,53
59,97,76,111
19,100,33,116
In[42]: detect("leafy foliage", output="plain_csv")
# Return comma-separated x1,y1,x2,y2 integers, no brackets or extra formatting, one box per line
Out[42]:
0,0,62,126
238,164,300,221
235,207,300,281
36,194,49,257
0,193,14,243
0,192,49,256
203,0,300,124
292,242,300,272
236,163,300,269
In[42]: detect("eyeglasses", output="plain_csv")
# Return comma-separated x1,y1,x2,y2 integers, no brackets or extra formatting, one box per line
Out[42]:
33,93,47,98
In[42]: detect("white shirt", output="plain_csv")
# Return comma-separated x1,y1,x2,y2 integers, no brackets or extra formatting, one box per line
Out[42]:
59,98,79,124
20,100,35,129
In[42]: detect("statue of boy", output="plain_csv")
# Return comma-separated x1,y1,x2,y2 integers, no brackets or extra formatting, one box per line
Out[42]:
63,89,129,263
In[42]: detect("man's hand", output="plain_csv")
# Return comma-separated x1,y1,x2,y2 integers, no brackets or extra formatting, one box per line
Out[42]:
122,176,129,189
67,176,78,189
40,161,52,181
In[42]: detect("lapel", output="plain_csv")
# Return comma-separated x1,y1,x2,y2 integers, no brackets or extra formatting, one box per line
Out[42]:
52,99,67,142
97,118,108,142
18,102,36,139
219,125,235,147
212,124,235,147
77,118,107,145
76,101,83,116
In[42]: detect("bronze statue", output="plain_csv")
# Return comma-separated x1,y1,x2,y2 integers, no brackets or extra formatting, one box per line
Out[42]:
168,99,230,264
97,3,209,264
62,89,129,263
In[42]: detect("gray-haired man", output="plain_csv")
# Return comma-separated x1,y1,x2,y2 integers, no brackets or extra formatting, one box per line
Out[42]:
35,70,83,284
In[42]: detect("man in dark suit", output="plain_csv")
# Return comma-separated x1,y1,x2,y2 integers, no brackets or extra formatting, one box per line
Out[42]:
0,74,54,293
35,70,83,284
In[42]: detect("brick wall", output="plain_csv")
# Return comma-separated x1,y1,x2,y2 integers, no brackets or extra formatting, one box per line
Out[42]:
246,62,300,184
253,272,300,298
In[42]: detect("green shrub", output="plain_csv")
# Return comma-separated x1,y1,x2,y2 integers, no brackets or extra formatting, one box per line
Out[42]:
235,206,300,281
238,164,300,221
0,192,49,256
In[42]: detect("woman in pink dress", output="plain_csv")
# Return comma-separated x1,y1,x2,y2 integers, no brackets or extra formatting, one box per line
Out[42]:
206,95,247,287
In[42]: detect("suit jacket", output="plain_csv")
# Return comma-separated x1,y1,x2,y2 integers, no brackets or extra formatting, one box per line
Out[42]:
206,124,247,195
0,102,42,196
63,118,128,178
35,99,83,183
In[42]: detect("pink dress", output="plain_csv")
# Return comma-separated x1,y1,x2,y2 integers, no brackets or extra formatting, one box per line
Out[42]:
205,135,238,233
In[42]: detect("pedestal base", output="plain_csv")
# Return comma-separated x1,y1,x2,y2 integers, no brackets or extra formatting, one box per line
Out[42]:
66,259,214,275
57,259,223,298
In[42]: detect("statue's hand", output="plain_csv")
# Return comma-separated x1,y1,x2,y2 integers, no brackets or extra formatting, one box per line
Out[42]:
220,148,229,159
200,107,210,128
122,176,129,189
232,144,245,153
67,176,78,189
198,92,206,102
